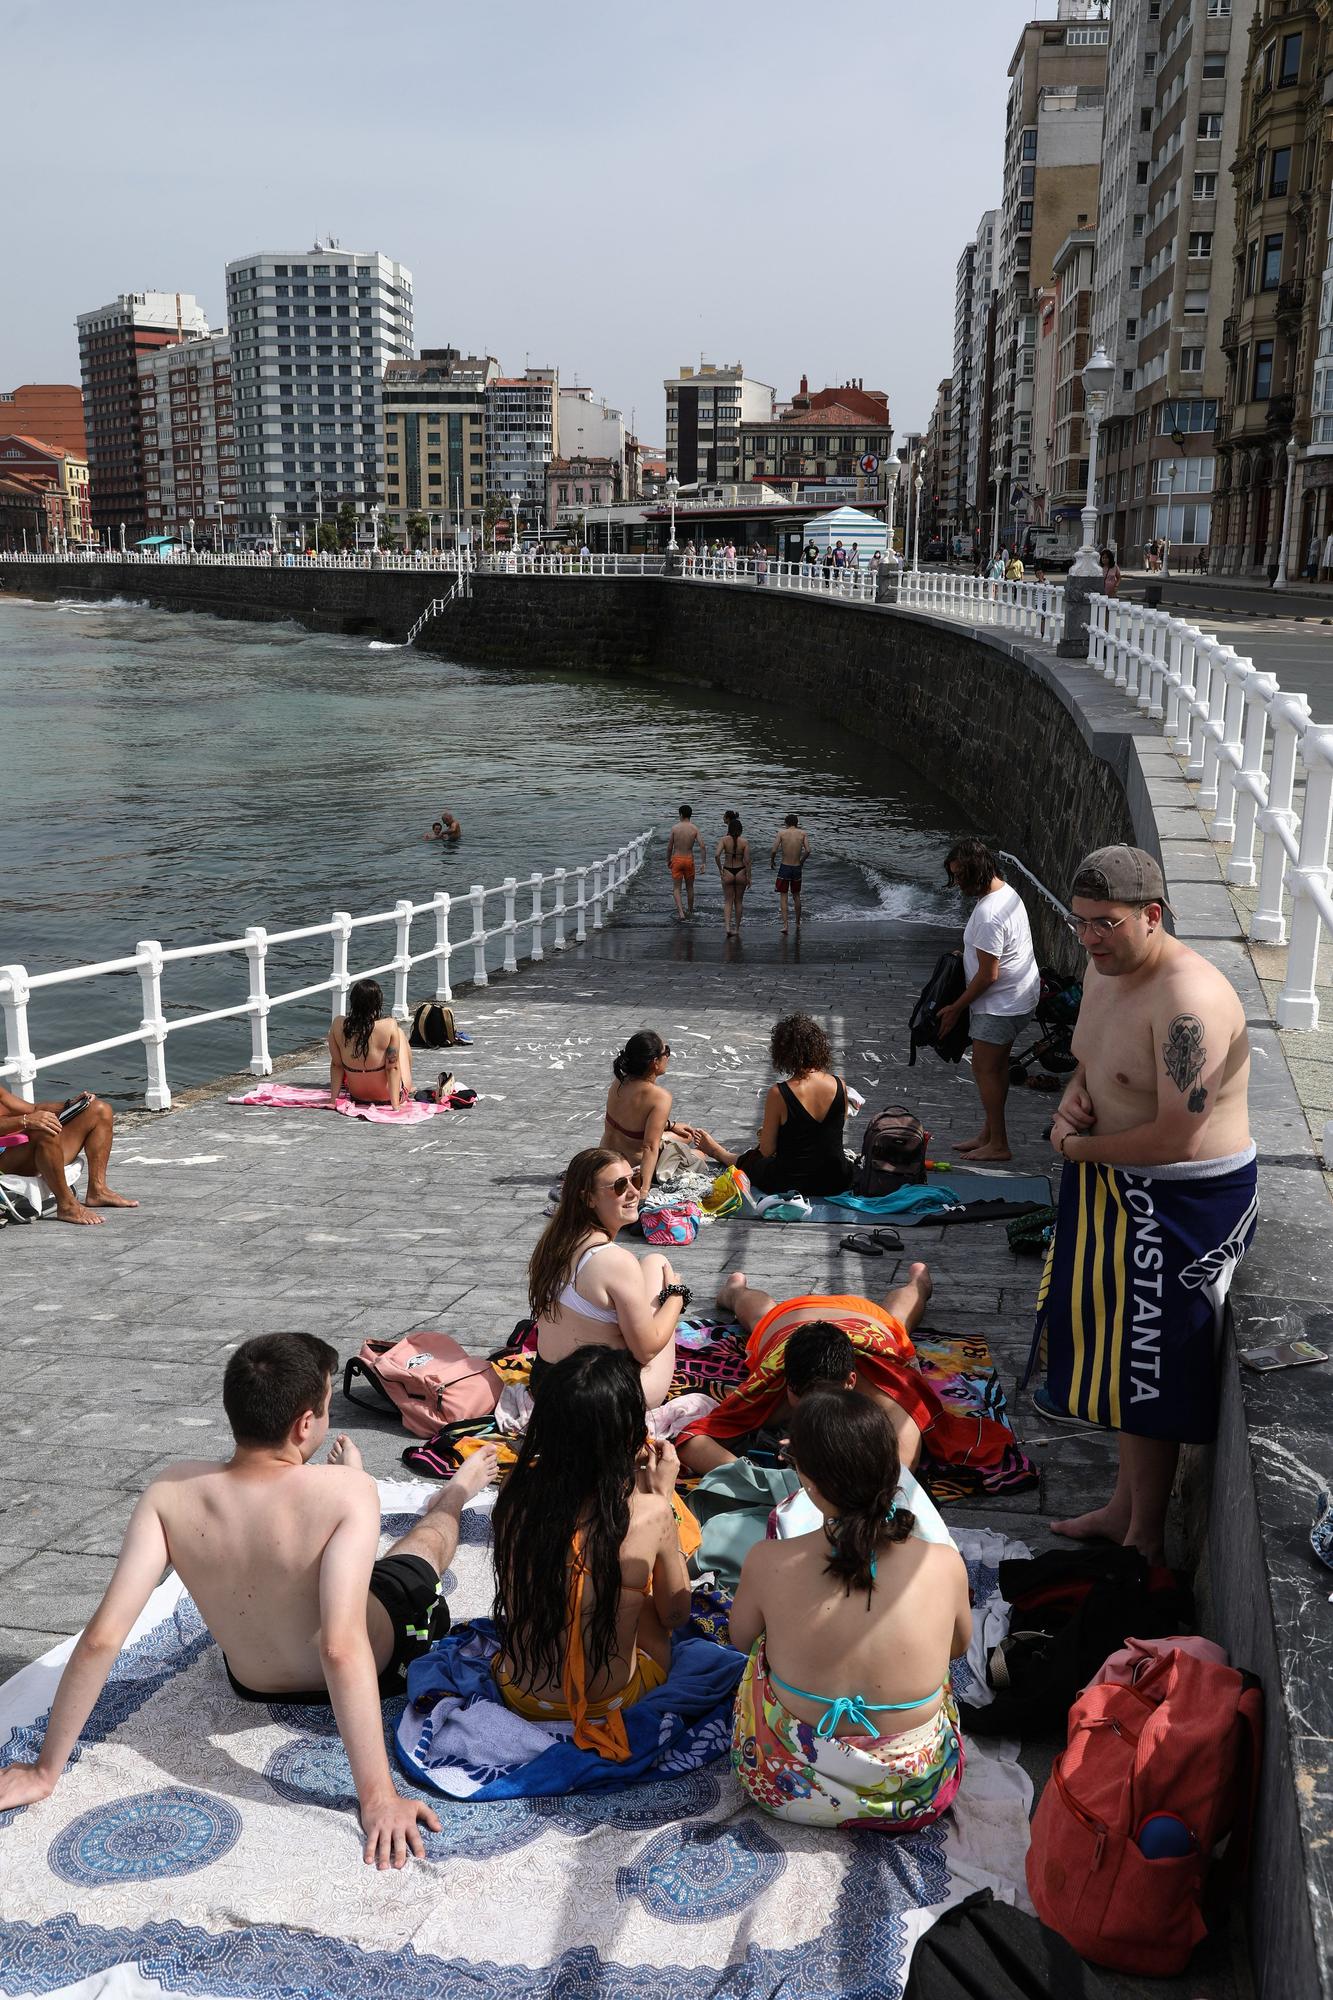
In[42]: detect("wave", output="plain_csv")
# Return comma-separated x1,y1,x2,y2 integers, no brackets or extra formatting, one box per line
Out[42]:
54,595,152,611
367,640,403,651
812,861,943,926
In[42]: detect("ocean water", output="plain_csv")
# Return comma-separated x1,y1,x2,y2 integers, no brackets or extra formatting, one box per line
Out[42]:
2,595,965,1103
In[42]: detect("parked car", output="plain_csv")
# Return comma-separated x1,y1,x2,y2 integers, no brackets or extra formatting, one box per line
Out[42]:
926,538,947,561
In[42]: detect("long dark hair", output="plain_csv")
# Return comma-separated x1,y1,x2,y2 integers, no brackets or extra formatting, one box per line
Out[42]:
612,1030,665,1082
788,1388,914,1598
945,839,1001,900
342,978,384,1060
492,1347,646,1687
528,1147,623,1318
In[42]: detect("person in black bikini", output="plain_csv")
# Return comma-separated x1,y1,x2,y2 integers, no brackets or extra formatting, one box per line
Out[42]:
716,815,751,936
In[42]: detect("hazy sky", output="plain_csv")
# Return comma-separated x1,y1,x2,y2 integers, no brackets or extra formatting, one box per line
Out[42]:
2,0,1039,440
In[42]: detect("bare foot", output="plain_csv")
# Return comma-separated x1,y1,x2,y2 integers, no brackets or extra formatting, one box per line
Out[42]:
329,1434,363,1471
54,1201,105,1226
84,1187,139,1209
716,1271,747,1315
953,1134,990,1155
962,1144,1013,1163
433,1443,500,1510
1051,1504,1129,1545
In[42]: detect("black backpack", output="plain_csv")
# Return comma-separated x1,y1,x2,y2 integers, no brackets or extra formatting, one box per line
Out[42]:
851,1105,928,1196
904,1889,1118,2000
409,1001,458,1048
909,950,969,1066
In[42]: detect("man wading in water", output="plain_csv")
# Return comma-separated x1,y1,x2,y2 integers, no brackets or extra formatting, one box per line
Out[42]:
666,806,707,921
770,814,811,934
1026,847,1255,1565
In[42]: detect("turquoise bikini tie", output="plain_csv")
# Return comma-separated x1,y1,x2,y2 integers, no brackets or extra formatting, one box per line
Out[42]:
812,1694,882,1740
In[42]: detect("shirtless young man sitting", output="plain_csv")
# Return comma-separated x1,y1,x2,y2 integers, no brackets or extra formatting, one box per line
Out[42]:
666,806,707,920
0,1332,498,1869
0,1083,138,1227
770,815,811,933
1030,846,1255,1564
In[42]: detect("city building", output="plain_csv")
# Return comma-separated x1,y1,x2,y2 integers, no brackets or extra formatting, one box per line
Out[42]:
0,476,49,550
965,210,1002,546
0,384,86,458
1044,227,1098,539
738,377,892,503
1089,0,1157,425
990,1,1108,552
381,347,497,547
1213,0,1333,574
951,241,978,533
923,378,955,545
137,333,236,546
1096,0,1257,567
0,435,92,544
224,242,413,542
76,290,210,539
485,369,557,529
546,455,622,539
557,387,626,484
664,362,774,484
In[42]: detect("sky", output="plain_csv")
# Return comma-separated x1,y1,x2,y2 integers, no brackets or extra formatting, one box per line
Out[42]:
1,0,1040,442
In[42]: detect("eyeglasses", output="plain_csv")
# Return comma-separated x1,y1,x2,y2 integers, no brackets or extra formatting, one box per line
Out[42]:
604,1169,643,1196
660,1045,672,1058
1065,913,1133,940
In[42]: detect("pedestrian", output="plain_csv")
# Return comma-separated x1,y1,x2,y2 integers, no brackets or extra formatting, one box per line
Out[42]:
1100,547,1121,597
770,813,811,934
716,814,751,936
1304,533,1320,583
1029,846,1256,1565
987,547,1007,587
1322,527,1333,581
755,545,768,586
1005,551,1025,583
665,805,707,921
936,840,1040,1164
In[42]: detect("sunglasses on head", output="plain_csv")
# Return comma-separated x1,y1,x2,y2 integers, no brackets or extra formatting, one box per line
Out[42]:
604,1168,643,1196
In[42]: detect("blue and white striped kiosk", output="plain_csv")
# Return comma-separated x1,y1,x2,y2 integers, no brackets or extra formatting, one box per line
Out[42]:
801,505,888,565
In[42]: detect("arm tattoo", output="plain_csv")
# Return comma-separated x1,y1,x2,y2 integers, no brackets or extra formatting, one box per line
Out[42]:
1163,1013,1208,1112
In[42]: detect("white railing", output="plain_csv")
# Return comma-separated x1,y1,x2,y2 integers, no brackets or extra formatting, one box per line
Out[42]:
897,570,1067,644
673,552,881,601
0,832,653,1111
1088,595,1333,1028
405,579,468,645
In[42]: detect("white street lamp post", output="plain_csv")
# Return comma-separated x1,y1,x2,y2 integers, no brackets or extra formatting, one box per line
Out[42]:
372,504,381,553
1070,342,1115,579
666,473,680,552
430,511,439,556
270,512,278,558
510,488,520,555
1274,435,1299,590
188,517,195,553
1162,461,1178,577
316,495,323,551
911,450,926,573
885,472,898,562
119,522,126,553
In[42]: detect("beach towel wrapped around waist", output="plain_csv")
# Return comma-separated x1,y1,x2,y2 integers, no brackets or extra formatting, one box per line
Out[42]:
1026,1146,1258,1444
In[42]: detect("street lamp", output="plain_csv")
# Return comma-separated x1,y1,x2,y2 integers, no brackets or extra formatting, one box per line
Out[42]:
1162,460,1178,577
1274,435,1299,589
215,499,225,556
119,522,126,554
666,472,680,551
430,511,439,556
371,504,381,553
1070,342,1115,578
270,511,278,558
316,494,324,552
510,488,521,553
188,517,195,553
911,449,926,573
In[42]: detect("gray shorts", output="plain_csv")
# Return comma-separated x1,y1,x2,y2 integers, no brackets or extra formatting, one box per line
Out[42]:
971,1009,1033,1047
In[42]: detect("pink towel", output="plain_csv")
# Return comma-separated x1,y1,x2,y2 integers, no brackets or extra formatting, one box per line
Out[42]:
228,1083,446,1124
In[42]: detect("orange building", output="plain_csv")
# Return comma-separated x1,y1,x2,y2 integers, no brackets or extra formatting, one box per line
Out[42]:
0,385,86,458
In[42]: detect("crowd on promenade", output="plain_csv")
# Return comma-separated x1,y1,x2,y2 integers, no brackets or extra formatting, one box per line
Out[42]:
0,842,1257,1882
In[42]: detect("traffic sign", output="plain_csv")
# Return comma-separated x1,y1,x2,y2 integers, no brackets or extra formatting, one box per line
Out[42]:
859,453,879,474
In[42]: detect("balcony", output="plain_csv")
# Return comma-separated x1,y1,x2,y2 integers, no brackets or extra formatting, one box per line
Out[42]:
1221,316,1238,353
1266,394,1296,434
1276,280,1305,323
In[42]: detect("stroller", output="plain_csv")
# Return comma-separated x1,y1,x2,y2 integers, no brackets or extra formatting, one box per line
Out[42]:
1008,967,1083,1089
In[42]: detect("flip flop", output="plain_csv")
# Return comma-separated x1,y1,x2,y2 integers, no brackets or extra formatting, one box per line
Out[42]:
839,1230,884,1257
869,1228,904,1253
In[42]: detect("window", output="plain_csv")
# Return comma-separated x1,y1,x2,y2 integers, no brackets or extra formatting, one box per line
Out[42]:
1022,129,1037,160
1123,369,1135,390
1253,146,1267,202
1279,32,1301,85
1252,340,1274,400
1020,166,1035,196
1205,0,1229,13
1133,214,1145,236
1261,233,1283,290
1018,202,1034,230
1130,265,1142,289
1188,231,1214,258
1140,106,1153,132
1159,399,1218,433
1193,172,1217,200
1180,346,1204,371
1144,51,1156,73
1203,53,1226,78
1197,113,1222,140
1270,148,1291,198
1127,318,1138,339
1184,293,1209,316
1245,240,1259,295
1154,501,1212,544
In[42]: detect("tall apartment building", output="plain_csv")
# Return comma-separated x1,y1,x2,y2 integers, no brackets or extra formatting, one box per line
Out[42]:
924,377,955,543
225,244,412,541
0,384,86,457
965,209,1000,536
138,333,236,545
951,241,977,531
1213,1,1333,573
76,291,210,539
484,369,557,527
381,348,497,545
1047,229,1098,529
664,362,774,484
990,2,1108,551
1097,0,1257,565
558,387,626,484
1090,0,1158,422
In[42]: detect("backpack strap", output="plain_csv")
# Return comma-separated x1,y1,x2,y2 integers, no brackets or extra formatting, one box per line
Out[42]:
342,1355,398,1413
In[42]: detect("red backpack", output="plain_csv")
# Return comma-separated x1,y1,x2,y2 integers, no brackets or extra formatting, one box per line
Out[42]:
1026,1646,1263,1975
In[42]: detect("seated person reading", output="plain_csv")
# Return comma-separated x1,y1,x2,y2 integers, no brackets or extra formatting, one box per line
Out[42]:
0,1083,137,1227
729,1388,971,1831
600,1029,730,1191
491,1348,692,1760
329,978,413,1109
0,1331,498,1868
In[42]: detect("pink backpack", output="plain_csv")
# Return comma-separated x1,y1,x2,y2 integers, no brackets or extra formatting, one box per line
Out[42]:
343,1332,501,1438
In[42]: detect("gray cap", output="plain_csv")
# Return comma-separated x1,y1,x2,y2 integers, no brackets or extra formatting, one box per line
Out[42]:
1071,845,1169,907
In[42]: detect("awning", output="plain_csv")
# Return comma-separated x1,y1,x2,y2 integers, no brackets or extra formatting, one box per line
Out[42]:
135,534,180,547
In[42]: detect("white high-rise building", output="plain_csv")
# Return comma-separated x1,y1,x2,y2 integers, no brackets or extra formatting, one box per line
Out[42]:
558,387,626,482
965,210,1000,523
224,242,413,539
1091,0,1158,423
664,362,774,484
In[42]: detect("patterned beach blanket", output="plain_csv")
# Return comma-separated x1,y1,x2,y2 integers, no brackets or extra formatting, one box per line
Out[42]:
0,1483,1035,2000
915,1334,1039,1503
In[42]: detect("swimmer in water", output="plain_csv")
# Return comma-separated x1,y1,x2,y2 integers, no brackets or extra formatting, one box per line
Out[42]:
423,822,446,842
441,811,462,840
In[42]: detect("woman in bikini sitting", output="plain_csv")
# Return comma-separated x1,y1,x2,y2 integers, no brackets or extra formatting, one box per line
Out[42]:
716,815,751,936
600,1030,729,1191
729,1388,971,1831
328,978,413,1110
492,1347,693,1759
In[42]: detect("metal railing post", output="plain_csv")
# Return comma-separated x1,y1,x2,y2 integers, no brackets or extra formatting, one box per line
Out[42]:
1229,674,1275,887
1253,689,1311,942
1186,640,1217,779
591,860,605,930
552,866,568,950
1276,730,1333,1029
0,963,36,1102
392,900,414,1020
574,865,589,943
1198,645,1236,811
1212,656,1254,843
137,938,172,1109
242,927,271,1083
502,877,518,972
330,912,352,1018
432,891,453,1002
470,884,489,986
528,871,545,961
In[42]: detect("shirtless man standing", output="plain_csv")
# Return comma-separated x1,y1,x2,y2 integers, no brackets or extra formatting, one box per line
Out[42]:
1029,846,1255,1564
770,814,811,933
666,804,707,920
0,1332,498,1869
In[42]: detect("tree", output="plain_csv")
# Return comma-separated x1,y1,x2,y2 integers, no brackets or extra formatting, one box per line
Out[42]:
406,513,430,550
317,521,340,554
336,502,358,550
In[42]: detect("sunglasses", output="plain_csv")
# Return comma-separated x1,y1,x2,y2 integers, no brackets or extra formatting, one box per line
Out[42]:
603,1169,644,1196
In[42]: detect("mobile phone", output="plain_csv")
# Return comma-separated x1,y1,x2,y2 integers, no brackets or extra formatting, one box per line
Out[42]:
1239,1339,1328,1372
57,1092,94,1126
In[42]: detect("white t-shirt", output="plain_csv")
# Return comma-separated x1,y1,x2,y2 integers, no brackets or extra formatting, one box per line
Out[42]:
964,884,1041,1017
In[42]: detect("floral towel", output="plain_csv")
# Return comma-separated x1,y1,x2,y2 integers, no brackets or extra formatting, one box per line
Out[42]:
914,1335,1039,1502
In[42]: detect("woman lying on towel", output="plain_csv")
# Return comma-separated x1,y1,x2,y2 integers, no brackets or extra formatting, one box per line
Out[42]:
729,1388,971,1831
329,978,413,1109
601,1029,731,1191
492,1348,694,1760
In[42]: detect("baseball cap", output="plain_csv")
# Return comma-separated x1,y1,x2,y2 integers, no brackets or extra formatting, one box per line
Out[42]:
1071,845,1171,909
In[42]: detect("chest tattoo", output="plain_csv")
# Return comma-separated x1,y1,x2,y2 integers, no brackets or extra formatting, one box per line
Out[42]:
1163,1013,1208,1112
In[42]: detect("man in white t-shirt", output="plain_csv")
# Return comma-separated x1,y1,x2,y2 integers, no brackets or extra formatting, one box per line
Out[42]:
938,839,1041,1161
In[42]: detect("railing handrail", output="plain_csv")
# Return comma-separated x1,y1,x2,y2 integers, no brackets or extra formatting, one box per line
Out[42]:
1085,593,1333,1030
897,569,1067,645
0,831,654,1110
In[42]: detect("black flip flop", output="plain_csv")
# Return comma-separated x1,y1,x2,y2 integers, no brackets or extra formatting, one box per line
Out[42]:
839,1230,884,1257
869,1227,904,1253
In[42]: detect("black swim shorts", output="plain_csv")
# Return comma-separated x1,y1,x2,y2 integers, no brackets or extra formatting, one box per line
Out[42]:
223,1552,451,1704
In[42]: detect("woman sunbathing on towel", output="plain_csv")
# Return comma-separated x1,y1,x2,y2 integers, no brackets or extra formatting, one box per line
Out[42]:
600,1030,730,1191
329,979,413,1110
729,1388,971,1831
492,1348,693,1760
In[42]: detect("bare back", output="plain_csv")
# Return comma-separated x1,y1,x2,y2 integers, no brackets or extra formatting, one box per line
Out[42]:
668,820,703,859
774,827,809,866
330,1016,408,1104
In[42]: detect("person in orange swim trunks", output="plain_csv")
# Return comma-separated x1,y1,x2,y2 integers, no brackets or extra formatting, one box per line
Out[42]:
666,804,707,920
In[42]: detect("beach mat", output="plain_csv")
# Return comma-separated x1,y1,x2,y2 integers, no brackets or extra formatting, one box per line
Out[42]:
0,1483,1035,2000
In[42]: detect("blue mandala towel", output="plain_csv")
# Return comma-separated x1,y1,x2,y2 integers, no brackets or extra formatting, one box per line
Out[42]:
398,1619,746,1799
